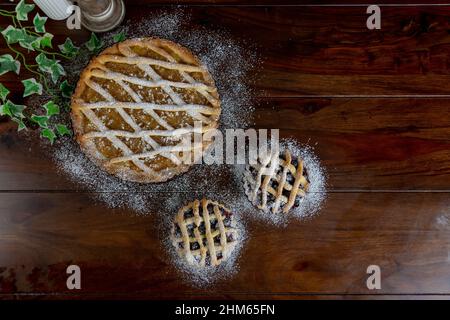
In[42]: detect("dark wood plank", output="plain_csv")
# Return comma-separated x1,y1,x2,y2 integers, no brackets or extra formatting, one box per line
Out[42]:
1,192,450,297
2,98,450,191
3,6,450,96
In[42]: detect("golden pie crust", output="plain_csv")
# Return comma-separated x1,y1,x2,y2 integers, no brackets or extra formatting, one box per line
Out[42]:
243,149,310,214
171,199,239,267
71,38,221,183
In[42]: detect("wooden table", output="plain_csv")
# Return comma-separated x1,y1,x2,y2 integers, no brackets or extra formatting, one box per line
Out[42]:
2,0,450,299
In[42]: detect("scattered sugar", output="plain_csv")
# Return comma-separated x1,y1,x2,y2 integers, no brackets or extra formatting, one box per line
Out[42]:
282,139,328,219
46,9,325,285
54,7,259,207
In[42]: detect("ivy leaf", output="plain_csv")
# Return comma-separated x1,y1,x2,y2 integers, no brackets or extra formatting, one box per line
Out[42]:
56,124,72,136
58,38,79,57
1,25,26,44
31,114,49,128
39,33,53,49
33,13,47,33
22,78,43,97
0,54,21,76
36,53,53,72
113,31,126,43
30,36,42,50
36,54,65,83
18,32,38,51
0,84,10,102
16,0,35,21
15,118,27,131
49,61,65,83
60,80,74,98
0,100,25,118
43,101,60,116
0,100,26,131
41,128,56,144
85,33,103,52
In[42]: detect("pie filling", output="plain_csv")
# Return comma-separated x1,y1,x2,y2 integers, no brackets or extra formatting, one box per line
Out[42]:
72,39,221,181
171,200,238,267
244,150,310,214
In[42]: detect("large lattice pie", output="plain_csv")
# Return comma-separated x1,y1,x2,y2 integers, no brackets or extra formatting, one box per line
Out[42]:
71,38,221,183
171,199,239,267
243,149,310,214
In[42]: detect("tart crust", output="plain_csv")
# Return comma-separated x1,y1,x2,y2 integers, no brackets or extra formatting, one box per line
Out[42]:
171,199,239,267
243,149,310,214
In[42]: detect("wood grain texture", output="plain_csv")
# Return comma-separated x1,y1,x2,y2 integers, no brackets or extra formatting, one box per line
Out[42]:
1,192,450,298
2,98,450,191
1,2,450,299
3,6,450,96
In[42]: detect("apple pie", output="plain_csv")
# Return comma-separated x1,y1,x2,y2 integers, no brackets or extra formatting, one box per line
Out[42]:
171,199,239,267
243,149,310,214
71,38,221,183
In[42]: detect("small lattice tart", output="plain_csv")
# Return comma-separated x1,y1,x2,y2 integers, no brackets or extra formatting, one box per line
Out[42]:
71,38,221,183
171,199,239,268
243,149,310,214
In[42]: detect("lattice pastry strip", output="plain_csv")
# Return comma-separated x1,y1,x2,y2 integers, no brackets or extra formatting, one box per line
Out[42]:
171,199,239,267
244,149,310,214
71,38,221,183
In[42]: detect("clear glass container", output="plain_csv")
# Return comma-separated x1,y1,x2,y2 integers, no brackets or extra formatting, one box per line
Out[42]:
78,0,126,33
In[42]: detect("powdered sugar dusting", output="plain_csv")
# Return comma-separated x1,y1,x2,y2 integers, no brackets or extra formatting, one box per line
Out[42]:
48,9,327,285
54,8,259,212
53,138,252,216
126,9,257,129
283,139,328,219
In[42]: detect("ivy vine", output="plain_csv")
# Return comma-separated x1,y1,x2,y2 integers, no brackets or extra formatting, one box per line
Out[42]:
0,0,126,144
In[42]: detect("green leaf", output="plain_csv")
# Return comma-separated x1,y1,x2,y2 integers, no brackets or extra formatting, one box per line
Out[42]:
49,61,65,83
22,78,43,97
41,128,56,144
43,101,60,116
16,0,35,21
60,80,74,98
36,54,65,83
85,33,103,52
0,100,26,131
31,114,49,128
58,38,79,57
0,54,21,76
56,124,72,136
15,118,27,131
1,25,26,44
30,36,42,50
18,32,38,51
36,53,53,72
113,31,126,43
33,13,47,33
0,84,10,102
39,33,53,49
0,100,25,118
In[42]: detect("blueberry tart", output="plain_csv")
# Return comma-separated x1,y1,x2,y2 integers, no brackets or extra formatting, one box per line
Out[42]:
243,149,310,214
171,199,239,267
